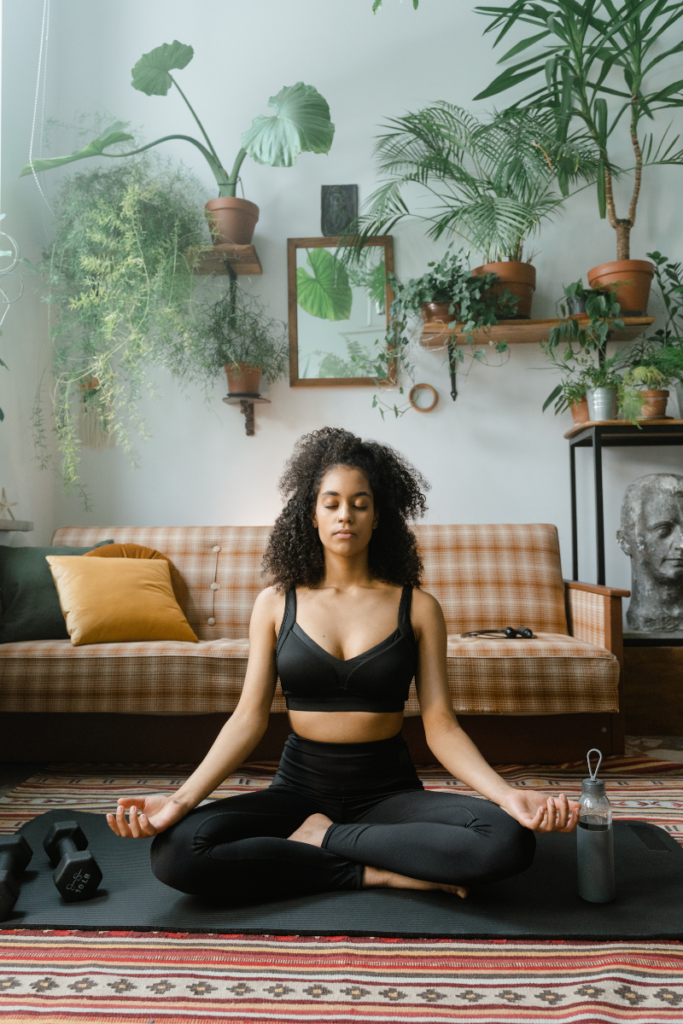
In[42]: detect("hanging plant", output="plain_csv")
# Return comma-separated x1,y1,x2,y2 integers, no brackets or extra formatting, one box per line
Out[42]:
34,157,207,500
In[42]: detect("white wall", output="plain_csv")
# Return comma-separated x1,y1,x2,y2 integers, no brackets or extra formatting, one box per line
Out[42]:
3,0,682,597
0,0,58,545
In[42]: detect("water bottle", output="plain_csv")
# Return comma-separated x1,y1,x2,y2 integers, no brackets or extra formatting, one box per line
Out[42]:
577,748,615,903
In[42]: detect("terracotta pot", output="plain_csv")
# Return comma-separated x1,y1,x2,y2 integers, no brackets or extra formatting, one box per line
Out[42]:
586,259,654,316
471,261,536,319
639,389,669,419
205,198,260,245
421,302,457,323
224,362,262,395
570,395,590,424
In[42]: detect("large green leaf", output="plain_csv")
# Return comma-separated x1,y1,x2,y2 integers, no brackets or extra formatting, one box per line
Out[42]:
297,249,352,321
131,41,194,96
241,83,334,168
20,123,134,176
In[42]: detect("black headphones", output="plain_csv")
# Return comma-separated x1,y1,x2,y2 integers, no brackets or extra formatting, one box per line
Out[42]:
460,627,535,640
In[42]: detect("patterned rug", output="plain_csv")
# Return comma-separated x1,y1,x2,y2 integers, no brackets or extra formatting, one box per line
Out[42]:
0,756,682,1023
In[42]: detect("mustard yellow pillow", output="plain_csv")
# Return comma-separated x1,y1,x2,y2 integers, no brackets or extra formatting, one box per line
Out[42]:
45,556,199,646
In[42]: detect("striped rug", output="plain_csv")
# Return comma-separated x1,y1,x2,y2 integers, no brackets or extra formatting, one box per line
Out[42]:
0,756,682,1023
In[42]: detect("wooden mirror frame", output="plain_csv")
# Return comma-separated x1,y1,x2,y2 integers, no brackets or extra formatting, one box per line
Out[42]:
287,235,395,387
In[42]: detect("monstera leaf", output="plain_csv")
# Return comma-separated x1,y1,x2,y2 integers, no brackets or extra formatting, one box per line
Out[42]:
131,41,194,96
241,83,334,168
297,249,352,321
20,123,135,177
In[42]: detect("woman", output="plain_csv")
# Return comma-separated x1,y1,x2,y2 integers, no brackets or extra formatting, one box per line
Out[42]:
107,427,578,902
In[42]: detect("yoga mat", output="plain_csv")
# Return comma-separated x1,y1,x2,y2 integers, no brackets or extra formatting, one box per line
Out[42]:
6,809,683,939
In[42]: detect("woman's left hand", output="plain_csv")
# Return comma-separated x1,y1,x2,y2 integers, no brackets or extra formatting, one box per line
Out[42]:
501,789,580,833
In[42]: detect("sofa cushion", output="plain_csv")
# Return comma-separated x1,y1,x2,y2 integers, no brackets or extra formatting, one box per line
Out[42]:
83,543,188,611
415,524,569,635
46,556,199,646
0,634,618,716
0,541,113,644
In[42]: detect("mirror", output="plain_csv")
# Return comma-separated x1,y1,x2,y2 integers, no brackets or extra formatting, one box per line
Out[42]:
287,236,394,386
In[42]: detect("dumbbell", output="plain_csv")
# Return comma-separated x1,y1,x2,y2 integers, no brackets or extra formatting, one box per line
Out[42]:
0,835,33,921
43,821,103,903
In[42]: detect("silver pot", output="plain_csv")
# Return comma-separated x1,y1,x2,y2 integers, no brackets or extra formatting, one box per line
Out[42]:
587,387,618,421
674,382,683,420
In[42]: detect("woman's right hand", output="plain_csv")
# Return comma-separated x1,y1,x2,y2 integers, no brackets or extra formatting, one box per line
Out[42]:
106,793,190,838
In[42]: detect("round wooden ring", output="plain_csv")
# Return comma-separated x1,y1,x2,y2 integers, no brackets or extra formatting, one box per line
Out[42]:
408,383,438,413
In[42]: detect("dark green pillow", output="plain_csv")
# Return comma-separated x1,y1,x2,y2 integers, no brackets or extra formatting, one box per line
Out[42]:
0,541,114,643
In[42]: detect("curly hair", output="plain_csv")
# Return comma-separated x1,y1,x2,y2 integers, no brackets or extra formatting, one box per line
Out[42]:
263,427,429,591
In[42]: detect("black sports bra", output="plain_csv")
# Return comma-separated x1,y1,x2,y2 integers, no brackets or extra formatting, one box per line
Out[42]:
275,586,417,713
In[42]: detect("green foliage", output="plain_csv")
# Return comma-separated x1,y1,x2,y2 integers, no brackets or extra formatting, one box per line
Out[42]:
184,283,288,385
546,280,624,355
347,249,386,311
297,249,353,321
38,157,207,494
474,1,683,255
618,252,683,386
130,41,194,96
343,105,598,263
360,247,516,413
22,41,334,200
241,83,335,168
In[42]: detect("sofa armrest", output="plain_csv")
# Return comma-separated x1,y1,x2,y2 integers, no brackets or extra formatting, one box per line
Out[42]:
564,580,629,667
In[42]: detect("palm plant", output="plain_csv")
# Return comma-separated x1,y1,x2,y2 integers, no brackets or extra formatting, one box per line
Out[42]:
474,0,683,260
344,104,598,262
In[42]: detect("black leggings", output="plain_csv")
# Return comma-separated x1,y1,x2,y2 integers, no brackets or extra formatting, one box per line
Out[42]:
151,732,535,903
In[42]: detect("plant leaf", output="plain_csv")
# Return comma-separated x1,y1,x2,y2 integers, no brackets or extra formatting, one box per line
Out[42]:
20,122,134,176
0,406,4,422
0,357,7,370
297,249,352,321
131,40,194,96
241,83,334,168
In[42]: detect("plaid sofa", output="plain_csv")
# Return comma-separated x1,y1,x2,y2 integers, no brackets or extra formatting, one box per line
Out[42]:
0,524,624,719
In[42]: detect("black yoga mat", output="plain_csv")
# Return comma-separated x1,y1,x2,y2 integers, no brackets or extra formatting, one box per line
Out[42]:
6,809,683,939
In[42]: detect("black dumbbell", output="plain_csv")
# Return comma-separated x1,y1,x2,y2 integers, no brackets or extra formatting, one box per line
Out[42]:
0,835,33,921
43,821,103,902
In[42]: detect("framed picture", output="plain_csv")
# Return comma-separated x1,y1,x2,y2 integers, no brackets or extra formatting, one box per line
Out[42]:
287,235,395,387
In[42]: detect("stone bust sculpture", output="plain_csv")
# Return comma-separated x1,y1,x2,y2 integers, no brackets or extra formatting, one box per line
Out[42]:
617,473,683,633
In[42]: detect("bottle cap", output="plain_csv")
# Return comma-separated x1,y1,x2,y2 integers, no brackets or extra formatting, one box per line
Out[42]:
581,776,606,796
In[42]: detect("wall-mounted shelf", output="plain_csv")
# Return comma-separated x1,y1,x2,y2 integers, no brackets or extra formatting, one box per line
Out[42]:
222,394,270,436
420,315,655,348
190,243,262,276
0,520,34,531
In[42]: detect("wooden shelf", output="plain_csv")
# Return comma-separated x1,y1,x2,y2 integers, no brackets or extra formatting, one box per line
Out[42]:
0,520,33,531
190,244,262,276
564,418,683,440
420,315,655,348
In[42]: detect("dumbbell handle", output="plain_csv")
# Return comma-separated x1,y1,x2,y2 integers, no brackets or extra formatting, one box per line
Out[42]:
0,852,18,876
53,836,81,864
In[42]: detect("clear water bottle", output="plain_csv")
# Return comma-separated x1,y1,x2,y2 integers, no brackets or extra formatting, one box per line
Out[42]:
577,748,615,903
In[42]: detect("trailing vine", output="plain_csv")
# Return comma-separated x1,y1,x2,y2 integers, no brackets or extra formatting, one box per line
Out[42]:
35,157,207,496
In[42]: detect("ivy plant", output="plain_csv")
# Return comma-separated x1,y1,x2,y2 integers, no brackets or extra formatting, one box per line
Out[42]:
21,41,335,199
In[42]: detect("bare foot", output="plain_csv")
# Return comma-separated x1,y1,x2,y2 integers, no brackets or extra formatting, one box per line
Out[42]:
363,865,468,898
287,812,333,848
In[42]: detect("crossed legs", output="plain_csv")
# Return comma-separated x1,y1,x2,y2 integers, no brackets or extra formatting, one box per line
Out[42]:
151,787,535,904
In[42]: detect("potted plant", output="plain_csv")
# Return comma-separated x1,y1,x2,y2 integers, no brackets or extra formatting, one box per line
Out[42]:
389,246,518,327
343,104,598,318
185,282,288,396
21,41,335,246
32,158,206,498
544,353,642,423
355,248,518,415
475,0,683,315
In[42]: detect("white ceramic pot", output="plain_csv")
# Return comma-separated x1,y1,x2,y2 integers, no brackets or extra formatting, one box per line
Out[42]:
587,387,617,421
